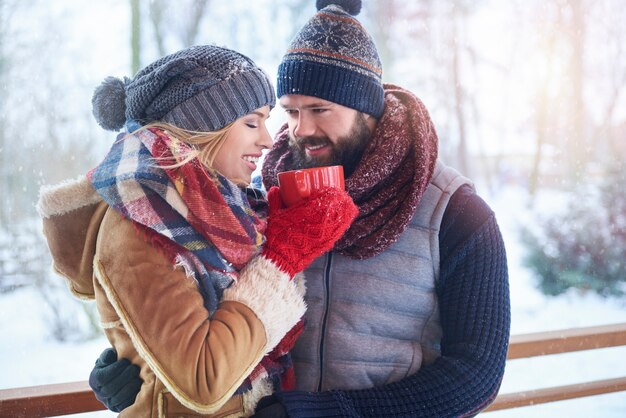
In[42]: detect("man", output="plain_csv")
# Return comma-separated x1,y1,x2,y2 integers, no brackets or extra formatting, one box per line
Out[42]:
90,1,510,417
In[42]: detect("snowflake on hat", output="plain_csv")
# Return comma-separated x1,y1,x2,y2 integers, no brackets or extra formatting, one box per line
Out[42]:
305,18,352,50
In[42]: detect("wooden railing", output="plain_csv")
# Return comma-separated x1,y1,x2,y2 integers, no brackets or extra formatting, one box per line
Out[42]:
485,322,626,412
0,381,102,418
1,323,626,417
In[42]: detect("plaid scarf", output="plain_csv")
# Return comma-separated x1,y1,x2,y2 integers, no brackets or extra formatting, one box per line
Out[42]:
88,127,267,315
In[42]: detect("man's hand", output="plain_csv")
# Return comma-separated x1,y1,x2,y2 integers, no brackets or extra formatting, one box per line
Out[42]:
88,348,142,412
262,186,358,277
252,395,288,418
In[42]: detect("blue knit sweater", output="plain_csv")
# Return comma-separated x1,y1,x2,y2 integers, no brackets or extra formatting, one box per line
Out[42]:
268,184,511,417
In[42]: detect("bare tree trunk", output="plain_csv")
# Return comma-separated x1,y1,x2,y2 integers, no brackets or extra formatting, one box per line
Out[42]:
183,0,210,46
148,0,211,54
0,0,11,227
567,0,586,184
528,17,559,199
130,0,141,74
366,0,396,79
451,5,469,177
528,86,549,200
284,0,313,40
591,69,626,155
149,0,166,56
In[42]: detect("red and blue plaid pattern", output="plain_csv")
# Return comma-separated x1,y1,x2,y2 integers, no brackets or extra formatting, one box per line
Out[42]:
88,127,267,314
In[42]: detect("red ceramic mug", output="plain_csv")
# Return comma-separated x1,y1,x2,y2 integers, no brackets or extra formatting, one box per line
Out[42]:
277,165,345,207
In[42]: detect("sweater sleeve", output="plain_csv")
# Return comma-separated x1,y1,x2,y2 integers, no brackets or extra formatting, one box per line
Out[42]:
269,185,511,417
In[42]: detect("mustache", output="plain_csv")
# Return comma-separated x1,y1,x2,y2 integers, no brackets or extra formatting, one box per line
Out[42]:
291,135,331,148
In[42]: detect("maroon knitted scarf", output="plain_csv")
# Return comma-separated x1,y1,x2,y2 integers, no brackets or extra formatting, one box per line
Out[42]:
262,84,438,259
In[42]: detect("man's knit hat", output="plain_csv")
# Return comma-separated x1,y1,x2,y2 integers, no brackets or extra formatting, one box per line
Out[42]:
277,0,384,118
92,45,275,132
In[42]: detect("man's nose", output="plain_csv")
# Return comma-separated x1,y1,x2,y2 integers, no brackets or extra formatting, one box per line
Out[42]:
293,113,316,138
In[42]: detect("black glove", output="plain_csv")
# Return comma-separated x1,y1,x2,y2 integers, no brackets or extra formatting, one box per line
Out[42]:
252,395,288,418
88,347,142,412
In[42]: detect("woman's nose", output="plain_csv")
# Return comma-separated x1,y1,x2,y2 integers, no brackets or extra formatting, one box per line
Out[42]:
258,126,273,149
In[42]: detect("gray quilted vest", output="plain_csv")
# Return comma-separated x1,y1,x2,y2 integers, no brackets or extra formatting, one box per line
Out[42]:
292,161,472,391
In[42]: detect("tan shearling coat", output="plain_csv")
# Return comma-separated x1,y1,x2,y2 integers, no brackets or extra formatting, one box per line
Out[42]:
37,176,306,418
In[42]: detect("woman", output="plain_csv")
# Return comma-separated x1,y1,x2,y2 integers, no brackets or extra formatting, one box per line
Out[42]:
37,45,357,417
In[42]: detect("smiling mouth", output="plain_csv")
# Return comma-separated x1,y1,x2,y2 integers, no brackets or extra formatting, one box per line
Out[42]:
242,155,260,170
242,156,260,164
304,143,331,158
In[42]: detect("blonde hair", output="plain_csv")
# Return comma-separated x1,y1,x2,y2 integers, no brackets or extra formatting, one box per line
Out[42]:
139,121,234,173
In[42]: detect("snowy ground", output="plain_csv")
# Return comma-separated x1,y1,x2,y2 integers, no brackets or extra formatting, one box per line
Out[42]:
485,187,626,417
1,185,625,417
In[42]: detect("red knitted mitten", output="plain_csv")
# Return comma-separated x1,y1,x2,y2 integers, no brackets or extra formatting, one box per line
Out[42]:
262,186,358,277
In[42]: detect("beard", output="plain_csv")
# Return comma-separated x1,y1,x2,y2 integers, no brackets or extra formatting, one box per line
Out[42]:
288,112,371,178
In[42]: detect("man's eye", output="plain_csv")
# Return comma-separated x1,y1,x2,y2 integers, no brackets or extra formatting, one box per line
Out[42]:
284,109,297,115
312,108,327,113
246,123,258,128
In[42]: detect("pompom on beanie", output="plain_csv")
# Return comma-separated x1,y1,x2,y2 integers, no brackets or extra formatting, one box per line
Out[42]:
92,45,275,132
277,0,384,118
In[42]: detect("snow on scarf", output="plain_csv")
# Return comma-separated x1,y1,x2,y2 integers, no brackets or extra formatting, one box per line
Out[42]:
262,84,438,259
88,127,267,314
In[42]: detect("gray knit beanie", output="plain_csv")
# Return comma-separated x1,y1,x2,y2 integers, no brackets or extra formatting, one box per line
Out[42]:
92,45,275,132
277,0,384,118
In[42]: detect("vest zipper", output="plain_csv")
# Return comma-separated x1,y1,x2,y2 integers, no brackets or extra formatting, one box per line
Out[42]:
317,251,333,391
